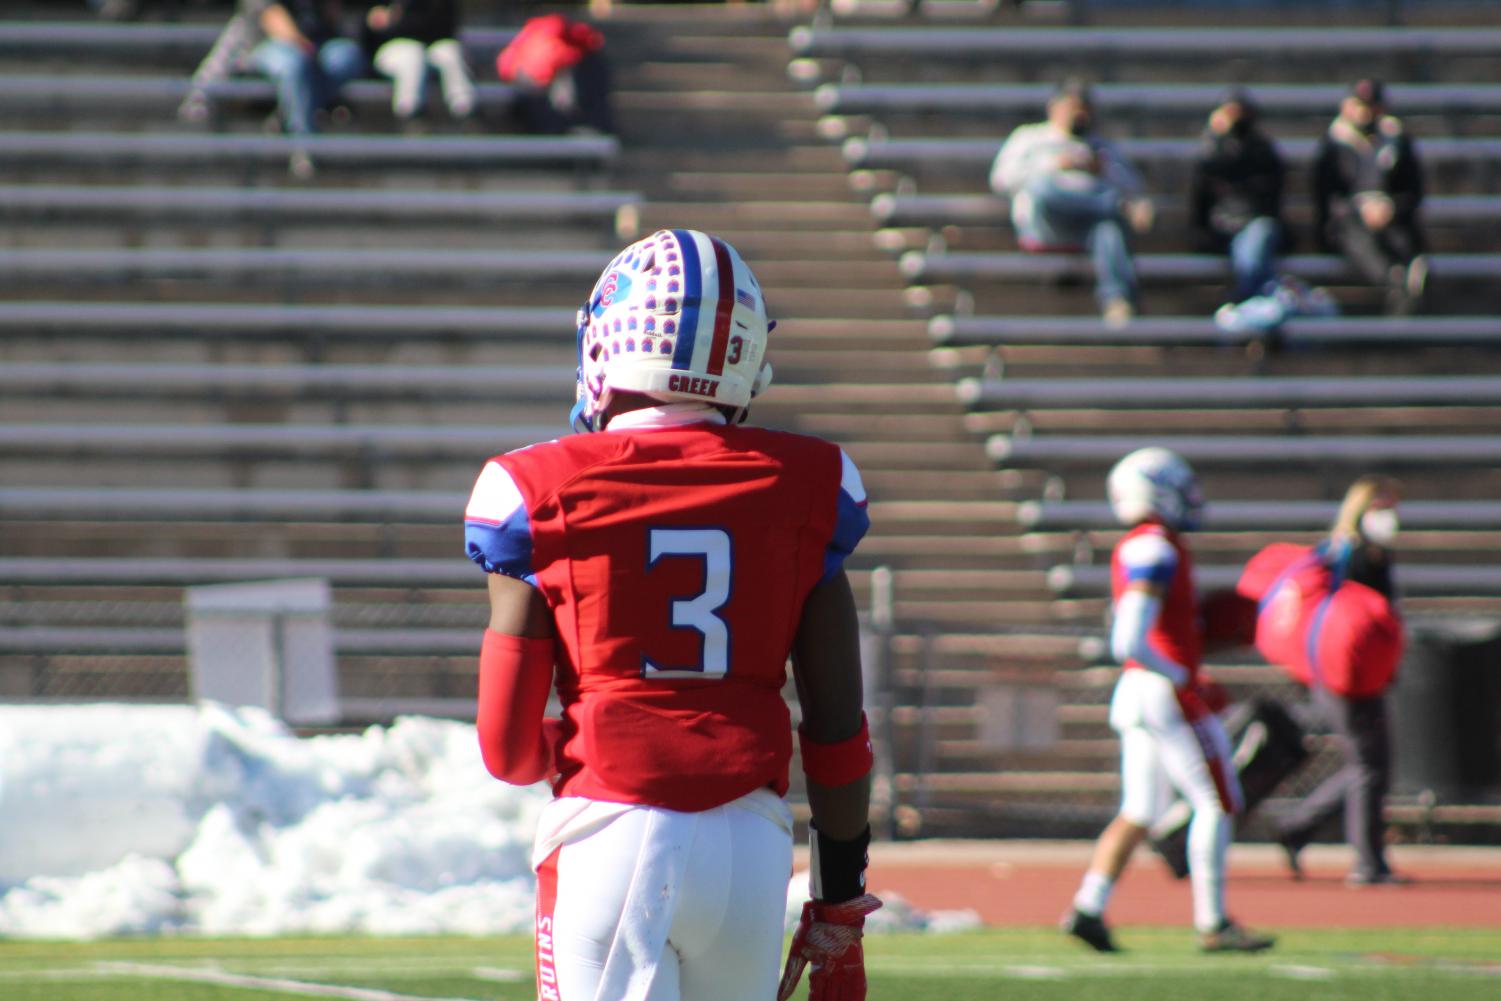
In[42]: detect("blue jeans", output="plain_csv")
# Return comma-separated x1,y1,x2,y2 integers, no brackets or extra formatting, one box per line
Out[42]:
1228,216,1281,301
1015,174,1137,307
252,38,367,137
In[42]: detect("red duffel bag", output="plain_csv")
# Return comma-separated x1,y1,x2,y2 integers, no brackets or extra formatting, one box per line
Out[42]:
1236,543,1404,698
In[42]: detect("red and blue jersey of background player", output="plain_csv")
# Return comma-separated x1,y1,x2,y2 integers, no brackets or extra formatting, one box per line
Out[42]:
1110,521,1204,685
463,411,869,812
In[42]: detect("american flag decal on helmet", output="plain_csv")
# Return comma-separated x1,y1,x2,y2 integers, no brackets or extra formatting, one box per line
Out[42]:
735,287,757,310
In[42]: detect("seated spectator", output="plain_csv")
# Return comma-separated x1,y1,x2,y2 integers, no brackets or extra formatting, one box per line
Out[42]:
1314,79,1428,314
1191,88,1286,303
361,0,476,129
243,0,368,177
496,14,613,135
990,79,1154,326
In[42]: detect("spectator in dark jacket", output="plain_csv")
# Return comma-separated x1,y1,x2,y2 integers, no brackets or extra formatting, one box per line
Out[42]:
1191,88,1285,302
362,0,476,126
1314,79,1428,314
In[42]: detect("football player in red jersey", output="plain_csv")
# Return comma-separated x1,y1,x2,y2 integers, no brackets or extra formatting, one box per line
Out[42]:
1061,448,1275,955
464,229,879,1001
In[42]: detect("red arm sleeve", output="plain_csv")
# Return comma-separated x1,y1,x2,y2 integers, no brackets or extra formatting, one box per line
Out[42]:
476,629,558,785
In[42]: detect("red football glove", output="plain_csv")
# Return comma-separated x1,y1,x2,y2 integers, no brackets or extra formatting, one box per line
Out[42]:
777,893,882,1001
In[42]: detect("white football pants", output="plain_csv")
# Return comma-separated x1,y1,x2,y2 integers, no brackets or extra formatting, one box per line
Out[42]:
1110,669,1241,931
532,790,794,1001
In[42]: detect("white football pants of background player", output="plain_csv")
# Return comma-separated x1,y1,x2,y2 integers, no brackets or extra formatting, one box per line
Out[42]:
1110,668,1241,932
532,788,794,1001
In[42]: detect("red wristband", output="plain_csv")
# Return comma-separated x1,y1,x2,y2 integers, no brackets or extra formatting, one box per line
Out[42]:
798,712,874,787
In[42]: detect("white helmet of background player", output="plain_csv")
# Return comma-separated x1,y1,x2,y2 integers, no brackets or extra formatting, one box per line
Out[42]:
1107,446,1204,531
571,229,774,432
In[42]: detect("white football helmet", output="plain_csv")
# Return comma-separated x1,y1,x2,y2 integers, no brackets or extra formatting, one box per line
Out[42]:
1106,447,1204,530
570,229,773,432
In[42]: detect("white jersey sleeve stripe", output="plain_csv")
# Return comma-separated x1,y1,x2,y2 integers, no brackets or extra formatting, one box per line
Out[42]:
464,460,525,526
838,448,867,506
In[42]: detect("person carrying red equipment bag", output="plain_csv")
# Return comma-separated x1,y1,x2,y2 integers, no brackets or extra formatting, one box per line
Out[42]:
1236,476,1410,886
1238,541,1403,699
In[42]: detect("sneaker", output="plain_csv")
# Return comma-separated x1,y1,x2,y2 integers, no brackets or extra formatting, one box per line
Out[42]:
1275,832,1305,881
1061,908,1119,953
1347,869,1412,888
288,149,316,181
1102,297,1134,328
1199,919,1275,953
1405,255,1429,300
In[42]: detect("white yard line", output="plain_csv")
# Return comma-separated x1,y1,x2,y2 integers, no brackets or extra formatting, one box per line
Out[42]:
471,966,527,982
1270,965,1338,981
95,961,485,1001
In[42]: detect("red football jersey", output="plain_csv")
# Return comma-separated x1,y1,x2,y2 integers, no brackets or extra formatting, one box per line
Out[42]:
1110,521,1203,683
465,421,868,812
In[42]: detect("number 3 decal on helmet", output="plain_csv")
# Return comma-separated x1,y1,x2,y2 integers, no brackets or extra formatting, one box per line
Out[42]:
571,229,774,433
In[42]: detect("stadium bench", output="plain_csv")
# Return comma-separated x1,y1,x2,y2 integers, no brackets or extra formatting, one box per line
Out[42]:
0,301,573,339
816,82,1501,118
0,21,514,60
0,74,517,116
0,183,640,227
1048,562,1501,598
843,136,1501,173
928,314,1501,349
0,247,610,285
0,362,575,399
0,624,483,656
0,423,564,457
790,25,1501,60
871,191,1500,229
985,433,1501,467
956,374,1501,410
1018,499,1501,531
0,557,480,586
0,130,619,170
901,250,1501,285
0,486,465,521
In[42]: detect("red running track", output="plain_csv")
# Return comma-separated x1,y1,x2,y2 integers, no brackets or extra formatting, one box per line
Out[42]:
849,841,1501,928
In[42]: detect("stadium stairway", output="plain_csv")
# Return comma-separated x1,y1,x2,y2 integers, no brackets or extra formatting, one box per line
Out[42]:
4,2,1499,843
787,0,1501,843
0,4,1058,836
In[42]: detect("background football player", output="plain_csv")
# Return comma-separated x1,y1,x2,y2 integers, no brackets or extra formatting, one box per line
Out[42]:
464,229,880,1001
1062,447,1275,954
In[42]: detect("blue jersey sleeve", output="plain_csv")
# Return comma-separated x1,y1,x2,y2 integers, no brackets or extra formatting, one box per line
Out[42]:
822,449,869,583
463,460,537,585
1117,531,1178,589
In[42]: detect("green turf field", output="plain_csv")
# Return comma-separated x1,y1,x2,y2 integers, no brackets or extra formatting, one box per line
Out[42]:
3,928,1499,1001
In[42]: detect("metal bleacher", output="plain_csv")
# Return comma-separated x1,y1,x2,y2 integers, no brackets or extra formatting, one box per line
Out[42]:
796,4,1501,839
0,8,634,721
6,2,1501,841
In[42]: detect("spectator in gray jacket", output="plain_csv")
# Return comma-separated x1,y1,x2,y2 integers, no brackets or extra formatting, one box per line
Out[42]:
991,79,1155,326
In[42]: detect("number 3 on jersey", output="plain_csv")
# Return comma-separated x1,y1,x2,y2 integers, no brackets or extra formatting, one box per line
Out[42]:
643,527,732,680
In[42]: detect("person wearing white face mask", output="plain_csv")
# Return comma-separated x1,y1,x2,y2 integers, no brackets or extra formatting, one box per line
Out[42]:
1275,475,1407,887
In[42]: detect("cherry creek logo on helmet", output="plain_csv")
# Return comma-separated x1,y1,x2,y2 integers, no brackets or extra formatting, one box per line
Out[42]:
596,269,631,311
